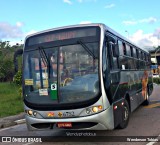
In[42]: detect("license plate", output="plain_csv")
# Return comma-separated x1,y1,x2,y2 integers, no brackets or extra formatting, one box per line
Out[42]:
57,122,72,128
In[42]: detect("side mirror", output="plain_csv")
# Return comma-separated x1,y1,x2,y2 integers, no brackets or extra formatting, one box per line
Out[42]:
13,49,23,74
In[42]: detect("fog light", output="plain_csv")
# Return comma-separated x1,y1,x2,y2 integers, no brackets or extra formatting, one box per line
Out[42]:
86,108,92,114
92,107,98,113
33,111,37,116
28,110,33,115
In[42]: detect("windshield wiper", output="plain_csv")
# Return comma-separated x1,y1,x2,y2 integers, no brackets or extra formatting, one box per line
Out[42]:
77,40,96,59
38,46,49,67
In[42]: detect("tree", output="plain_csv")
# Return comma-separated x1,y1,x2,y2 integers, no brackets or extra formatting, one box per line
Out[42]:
0,41,23,82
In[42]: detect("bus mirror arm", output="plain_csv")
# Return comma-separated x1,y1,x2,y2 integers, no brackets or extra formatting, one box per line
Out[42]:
13,49,23,74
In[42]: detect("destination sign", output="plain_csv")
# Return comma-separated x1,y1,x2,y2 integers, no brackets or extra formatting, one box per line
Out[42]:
27,27,98,46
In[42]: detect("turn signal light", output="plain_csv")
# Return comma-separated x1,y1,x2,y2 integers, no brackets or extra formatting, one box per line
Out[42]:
98,105,103,110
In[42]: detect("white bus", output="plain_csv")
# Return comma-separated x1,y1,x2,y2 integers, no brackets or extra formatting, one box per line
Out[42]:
16,23,153,130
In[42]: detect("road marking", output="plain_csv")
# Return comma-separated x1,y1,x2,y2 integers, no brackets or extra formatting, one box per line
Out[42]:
144,103,160,108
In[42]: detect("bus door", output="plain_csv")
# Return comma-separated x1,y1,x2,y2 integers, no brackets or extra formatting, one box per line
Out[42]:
105,33,121,127
106,33,120,98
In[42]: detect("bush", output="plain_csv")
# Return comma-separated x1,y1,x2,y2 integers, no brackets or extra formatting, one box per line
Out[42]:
153,77,160,84
0,58,14,82
13,71,22,85
18,87,23,97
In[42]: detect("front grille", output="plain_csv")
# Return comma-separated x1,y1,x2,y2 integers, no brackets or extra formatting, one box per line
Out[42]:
31,123,54,129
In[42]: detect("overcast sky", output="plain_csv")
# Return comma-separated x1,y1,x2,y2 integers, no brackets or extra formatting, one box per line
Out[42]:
0,0,160,49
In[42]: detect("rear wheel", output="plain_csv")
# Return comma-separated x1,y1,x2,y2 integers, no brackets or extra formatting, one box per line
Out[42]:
117,100,130,129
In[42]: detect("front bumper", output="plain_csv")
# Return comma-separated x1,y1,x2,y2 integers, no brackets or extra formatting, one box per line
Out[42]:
25,106,114,130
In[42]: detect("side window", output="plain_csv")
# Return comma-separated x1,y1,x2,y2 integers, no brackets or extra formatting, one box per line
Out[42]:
136,49,139,59
118,40,123,55
107,35,119,70
143,52,145,60
130,46,133,57
147,54,151,69
102,44,107,72
119,56,128,70
144,53,146,61
133,47,136,58
123,42,126,55
126,44,130,56
144,53,147,61
140,51,143,60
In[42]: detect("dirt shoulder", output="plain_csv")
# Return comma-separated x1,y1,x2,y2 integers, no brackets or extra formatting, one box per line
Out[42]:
0,113,25,129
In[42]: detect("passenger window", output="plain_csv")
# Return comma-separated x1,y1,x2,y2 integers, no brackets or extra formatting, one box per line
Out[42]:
126,44,130,56
136,49,139,58
133,47,136,58
144,53,146,61
130,46,133,57
123,43,126,55
140,51,143,60
118,40,123,55
107,35,119,70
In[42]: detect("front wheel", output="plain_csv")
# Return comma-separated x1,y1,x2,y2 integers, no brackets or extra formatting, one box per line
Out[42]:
117,100,130,129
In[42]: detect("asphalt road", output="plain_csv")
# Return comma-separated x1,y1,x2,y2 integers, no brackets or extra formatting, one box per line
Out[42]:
0,84,160,145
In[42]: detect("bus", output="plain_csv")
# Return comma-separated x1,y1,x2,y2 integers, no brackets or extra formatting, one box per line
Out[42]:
151,64,159,78
16,23,153,130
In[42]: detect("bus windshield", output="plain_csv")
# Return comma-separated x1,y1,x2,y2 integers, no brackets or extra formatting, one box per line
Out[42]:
23,42,100,105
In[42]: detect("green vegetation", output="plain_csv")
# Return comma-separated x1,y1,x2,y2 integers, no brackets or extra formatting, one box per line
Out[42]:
13,70,22,85
153,77,160,84
0,41,23,118
0,82,23,118
0,41,23,82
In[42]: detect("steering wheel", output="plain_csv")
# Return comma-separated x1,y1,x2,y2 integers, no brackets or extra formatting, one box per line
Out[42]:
63,78,73,86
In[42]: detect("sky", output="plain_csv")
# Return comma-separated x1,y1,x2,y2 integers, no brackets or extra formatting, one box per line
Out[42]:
0,0,160,49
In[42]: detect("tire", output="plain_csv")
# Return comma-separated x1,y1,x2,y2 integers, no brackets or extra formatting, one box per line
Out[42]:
117,100,130,129
142,90,150,106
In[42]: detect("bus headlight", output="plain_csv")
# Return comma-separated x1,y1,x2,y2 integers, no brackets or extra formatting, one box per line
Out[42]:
26,110,37,117
85,105,103,115
92,107,98,113
92,105,103,113
28,110,33,116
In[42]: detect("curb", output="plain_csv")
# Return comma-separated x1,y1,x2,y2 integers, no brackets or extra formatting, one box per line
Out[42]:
14,119,26,124
0,113,25,129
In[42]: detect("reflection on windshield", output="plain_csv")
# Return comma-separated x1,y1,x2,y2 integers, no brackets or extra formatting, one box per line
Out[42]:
23,42,99,104
59,43,99,103
60,74,99,103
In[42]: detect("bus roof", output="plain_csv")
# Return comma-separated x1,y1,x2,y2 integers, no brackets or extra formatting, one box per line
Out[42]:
25,23,149,53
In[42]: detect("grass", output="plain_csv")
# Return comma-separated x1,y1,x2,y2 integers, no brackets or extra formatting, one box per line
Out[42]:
0,82,24,118
153,77,160,84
